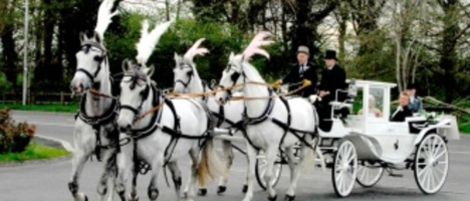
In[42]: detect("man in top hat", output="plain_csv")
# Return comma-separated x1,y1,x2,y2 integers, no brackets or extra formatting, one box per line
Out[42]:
273,45,317,97
405,83,423,113
317,49,347,131
318,49,347,103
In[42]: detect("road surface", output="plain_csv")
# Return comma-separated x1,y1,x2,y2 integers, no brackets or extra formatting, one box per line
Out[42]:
0,111,469,201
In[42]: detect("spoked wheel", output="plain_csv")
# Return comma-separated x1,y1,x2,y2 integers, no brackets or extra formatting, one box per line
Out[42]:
414,133,449,194
255,152,283,190
332,140,358,197
356,161,384,187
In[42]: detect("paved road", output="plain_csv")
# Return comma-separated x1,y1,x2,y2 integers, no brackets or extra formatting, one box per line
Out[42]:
1,111,469,201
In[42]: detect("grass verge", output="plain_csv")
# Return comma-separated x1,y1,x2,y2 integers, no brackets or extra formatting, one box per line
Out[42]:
0,142,70,163
0,103,78,113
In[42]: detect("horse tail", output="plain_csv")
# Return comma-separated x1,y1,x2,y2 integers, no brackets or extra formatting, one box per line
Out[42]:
196,137,227,186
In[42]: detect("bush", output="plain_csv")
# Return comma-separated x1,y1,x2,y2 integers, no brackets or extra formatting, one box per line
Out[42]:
0,109,36,154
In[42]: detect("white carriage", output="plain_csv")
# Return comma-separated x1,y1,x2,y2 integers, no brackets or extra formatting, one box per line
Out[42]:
317,79,460,197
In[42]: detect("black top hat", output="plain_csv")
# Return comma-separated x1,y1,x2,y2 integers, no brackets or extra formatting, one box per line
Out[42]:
325,49,337,60
406,83,417,90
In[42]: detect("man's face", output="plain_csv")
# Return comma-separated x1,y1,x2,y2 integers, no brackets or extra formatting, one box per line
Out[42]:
399,94,409,106
325,58,335,67
406,89,416,96
297,52,308,64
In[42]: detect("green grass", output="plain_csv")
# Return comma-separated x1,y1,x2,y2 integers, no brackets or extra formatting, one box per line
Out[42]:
0,103,78,113
0,142,70,163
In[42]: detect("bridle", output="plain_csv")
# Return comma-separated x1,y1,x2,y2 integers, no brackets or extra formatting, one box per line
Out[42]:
119,73,152,119
218,63,246,100
174,62,194,91
75,41,108,86
218,63,275,125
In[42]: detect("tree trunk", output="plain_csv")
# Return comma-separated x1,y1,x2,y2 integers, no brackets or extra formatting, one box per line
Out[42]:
1,24,18,87
440,0,459,103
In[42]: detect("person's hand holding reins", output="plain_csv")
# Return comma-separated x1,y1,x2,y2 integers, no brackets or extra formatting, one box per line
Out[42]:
271,79,283,88
302,79,311,87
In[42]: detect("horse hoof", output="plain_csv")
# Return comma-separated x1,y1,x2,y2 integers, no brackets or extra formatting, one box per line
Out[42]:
242,185,248,193
75,192,88,201
198,188,207,196
182,192,188,199
217,186,227,194
284,194,295,201
268,194,277,201
128,194,139,201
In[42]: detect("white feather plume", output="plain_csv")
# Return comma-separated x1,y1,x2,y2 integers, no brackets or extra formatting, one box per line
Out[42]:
135,20,174,65
242,31,274,60
94,0,119,40
184,38,209,61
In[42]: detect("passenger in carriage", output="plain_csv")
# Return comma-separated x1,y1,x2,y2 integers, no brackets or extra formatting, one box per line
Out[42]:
390,92,413,122
406,83,423,113
272,45,318,97
358,94,383,117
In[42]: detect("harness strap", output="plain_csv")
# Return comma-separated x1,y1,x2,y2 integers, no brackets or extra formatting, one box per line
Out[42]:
278,96,291,153
243,88,275,125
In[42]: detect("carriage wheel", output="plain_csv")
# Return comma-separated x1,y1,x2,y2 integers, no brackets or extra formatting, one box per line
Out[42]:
332,140,358,197
356,161,384,187
414,133,449,194
255,153,283,190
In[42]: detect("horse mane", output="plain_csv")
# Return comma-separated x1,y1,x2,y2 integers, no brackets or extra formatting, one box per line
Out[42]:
94,0,119,41
135,20,173,65
184,38,209,62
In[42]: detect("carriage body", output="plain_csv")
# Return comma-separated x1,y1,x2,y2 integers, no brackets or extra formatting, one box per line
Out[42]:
321,79,459,197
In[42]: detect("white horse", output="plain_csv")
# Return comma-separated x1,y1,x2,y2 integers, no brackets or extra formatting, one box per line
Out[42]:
68,0,119,201
114,20,225,201
215,32,319,201
172,38,247,195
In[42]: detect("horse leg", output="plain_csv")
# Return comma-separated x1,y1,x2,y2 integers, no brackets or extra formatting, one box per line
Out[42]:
242,151,249,193
68,127,94,201
115,138,134,201
217,139,234,194
263,146,278,201
148,155,164,201
284,146,297,201
168,161,182,201
285,141,314,201
128,166,139,201
97,149,117,201
68,148,91,201
186,148,200,201
242,142,257,201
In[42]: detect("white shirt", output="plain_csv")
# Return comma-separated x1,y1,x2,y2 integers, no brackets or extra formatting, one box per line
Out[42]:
299,63,309,73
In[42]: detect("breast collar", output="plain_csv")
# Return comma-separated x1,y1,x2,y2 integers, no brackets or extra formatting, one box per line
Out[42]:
243,88,275,125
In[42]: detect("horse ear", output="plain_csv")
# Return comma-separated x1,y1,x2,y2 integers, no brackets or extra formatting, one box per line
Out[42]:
93,31,102,43
122,59,130,72
229,52,234,61
79,32,87,43
146,66,155,77
174,52,180,63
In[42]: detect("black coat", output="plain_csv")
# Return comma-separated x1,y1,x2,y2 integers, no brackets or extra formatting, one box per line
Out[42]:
390,106,413,122
282,61,318,97
318,64,347,102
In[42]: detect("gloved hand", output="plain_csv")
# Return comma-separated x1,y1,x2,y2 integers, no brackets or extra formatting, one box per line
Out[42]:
272,79,282,88
302,79,312,87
